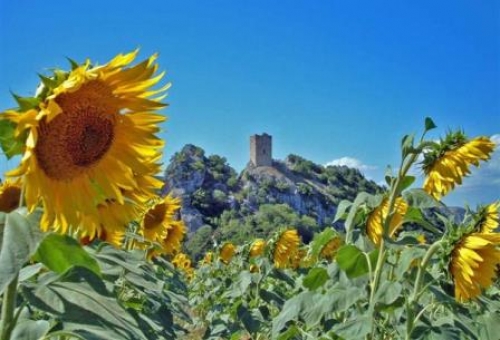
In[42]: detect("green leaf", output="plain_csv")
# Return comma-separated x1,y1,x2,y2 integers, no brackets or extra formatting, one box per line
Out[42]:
336,245,378,279
403,189,439,209
374,281,403,306
259,288,284,308
10,320,50,340
303,267,329,290
331,315,372,339
344,192,375,243
272,293,303,337
403,207,441,234
35,233,101,276
0,210,43,294
425,117,437,132
399,175,416,192
21,267,146,340
236,303,262,334
476,311,500,340
19,263,44,282
333,200,351,223
0,119,27,159
328,284,366,312
401,134,415,157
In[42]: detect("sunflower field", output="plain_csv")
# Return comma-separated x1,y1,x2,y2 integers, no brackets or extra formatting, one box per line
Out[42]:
0,51,499,340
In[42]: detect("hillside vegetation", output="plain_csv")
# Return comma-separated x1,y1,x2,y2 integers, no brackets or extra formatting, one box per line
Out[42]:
162,145,382,259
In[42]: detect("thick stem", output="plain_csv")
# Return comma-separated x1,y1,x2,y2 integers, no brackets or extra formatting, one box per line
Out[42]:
405,241,442,340
0,274,19,340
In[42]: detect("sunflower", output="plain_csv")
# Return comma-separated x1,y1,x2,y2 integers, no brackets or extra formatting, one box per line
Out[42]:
249,239,266,258
449,232,500,302
172,252,193,281
201,251,213,265
4,50,168,235
366,197,408,247
141,196,181,243
423,135,495,200
273,229,300,269
77,192,141,242
220,242,236,264
320,236,343,261
80,228,124,248
172,252,192,270
476,202,500,233
160,220,186,255
0,178,22,213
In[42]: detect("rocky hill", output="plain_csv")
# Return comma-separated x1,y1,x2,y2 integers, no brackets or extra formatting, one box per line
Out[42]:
162,144,383,258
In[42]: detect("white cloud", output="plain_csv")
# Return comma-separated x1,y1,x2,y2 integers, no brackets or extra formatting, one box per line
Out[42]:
491,134,500,146
325,156,377,172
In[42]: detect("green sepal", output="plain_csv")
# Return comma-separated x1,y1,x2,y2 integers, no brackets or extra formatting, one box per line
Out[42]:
0,119,28,159
11,92,40,111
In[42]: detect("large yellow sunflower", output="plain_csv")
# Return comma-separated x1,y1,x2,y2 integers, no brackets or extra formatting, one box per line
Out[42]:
4,50,168,235
273,229,300,269
449,232,500,302
0,178,22,213
220,242,236,264
366,197,408,247
249,239,266,258
423,136,495,199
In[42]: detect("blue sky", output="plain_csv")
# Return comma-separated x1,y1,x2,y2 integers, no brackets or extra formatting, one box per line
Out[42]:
1,1,499,207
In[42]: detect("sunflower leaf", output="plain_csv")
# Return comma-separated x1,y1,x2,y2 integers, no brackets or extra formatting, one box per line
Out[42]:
425,117,437,132
336,245,378,279
35,233,101,277
0,210,44,294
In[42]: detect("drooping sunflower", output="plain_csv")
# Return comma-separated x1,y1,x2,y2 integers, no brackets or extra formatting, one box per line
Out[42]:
3,50,168,235
476,202,500,233
422,134,496,200
449,232,500,302
366,197,408,247
141,196,181,243
320,236,343,261
220,242,236,264
0,178,22,213
249,238,266,258
273,229,300,269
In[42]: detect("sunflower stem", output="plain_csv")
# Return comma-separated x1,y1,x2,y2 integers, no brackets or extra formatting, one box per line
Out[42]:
0,274,19,340
405,240,442,340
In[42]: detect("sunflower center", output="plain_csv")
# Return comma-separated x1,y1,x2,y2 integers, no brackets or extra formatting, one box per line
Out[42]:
67,117,114,167
34,81,117,181
144,203,167,230
0,186,21,213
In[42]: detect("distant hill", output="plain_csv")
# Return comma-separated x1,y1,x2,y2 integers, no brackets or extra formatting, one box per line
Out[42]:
162,144,383,258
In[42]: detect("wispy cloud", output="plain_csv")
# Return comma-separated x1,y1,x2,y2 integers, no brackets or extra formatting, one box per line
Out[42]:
325,156,377,171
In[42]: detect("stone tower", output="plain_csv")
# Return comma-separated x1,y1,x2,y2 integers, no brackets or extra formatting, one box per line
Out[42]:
250,133,272,167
